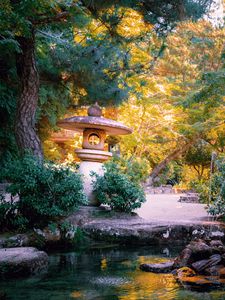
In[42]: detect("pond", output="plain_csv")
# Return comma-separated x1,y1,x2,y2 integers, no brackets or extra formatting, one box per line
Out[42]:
1,245,225,300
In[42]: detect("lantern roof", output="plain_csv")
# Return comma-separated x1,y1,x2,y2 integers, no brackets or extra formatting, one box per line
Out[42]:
57,103,132,135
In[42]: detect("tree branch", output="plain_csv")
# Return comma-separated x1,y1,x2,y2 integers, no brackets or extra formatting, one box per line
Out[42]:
32,11,71,25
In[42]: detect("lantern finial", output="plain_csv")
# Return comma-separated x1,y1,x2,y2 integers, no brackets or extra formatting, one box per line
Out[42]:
87,102,102,117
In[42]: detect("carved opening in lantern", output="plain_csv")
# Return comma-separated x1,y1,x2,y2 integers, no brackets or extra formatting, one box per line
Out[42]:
82,128,106,150
88,133,100,145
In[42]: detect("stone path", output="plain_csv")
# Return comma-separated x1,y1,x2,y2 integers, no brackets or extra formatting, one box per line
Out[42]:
136,193,213,224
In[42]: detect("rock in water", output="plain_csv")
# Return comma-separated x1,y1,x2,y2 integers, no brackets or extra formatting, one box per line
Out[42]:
176,266,196,278
192,254,221,273
0,247,48,278
176,266,222,290
174,247,193,268
140,261,175,273
205,264,225,276
174,239,212,268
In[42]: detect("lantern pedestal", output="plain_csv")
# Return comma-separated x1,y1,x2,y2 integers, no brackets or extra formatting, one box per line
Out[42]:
76,149,112,205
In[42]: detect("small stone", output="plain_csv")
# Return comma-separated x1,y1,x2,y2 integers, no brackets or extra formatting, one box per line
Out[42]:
34,227,61,242
209,240,224,248
179,195,199,203
140,261,174,273
210,231,224,238
0,234,29,249
177,267,196,278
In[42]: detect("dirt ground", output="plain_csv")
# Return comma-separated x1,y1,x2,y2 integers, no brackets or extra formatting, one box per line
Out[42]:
136,193,213,224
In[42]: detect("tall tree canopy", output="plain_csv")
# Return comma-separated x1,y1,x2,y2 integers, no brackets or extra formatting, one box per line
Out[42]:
0,0,213,161
117,19,225,183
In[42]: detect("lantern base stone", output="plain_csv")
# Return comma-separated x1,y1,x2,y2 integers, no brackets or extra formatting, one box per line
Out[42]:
79,161,104,206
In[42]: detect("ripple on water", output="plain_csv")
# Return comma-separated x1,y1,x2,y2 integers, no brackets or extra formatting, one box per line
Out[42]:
91,276,131,286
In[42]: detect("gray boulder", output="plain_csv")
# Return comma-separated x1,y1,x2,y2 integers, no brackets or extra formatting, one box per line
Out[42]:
0,247,48,277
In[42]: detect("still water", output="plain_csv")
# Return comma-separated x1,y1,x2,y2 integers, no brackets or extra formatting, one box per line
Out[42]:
1,245,225,300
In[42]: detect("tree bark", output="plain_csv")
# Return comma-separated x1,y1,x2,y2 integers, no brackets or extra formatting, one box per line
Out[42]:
15,30,43,161
148,141,194,186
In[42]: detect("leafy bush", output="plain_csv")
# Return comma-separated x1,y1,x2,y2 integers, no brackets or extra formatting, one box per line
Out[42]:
208,157,225,217
0,155,87,230
189,179,210,203
104,156,150,184
92,163,146,213
184,141,211,179
156,161,183,187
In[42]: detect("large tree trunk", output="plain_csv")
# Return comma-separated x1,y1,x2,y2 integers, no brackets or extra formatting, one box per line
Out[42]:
148,141,194,186
15,30,43,161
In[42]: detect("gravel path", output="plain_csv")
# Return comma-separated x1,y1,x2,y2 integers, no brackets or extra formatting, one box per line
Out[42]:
136,193,213,224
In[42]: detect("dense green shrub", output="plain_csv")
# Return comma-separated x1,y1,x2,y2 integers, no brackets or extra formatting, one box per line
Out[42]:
208,158,225,217
0,155,87,230
92,163,146,213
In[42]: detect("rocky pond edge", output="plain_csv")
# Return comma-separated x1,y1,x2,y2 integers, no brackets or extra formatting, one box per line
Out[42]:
1,206,225,249
0,206,225,279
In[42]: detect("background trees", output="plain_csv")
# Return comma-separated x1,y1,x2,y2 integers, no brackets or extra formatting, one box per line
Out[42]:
117,19,225,185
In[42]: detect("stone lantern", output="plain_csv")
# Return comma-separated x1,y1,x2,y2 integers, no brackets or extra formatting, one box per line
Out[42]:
57,103,132,205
